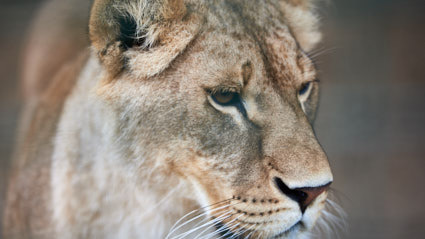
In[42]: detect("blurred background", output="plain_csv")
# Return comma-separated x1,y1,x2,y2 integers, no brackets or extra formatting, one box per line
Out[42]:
0,0,424,238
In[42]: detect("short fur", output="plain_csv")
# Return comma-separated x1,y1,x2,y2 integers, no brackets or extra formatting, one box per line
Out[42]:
3,0,336,238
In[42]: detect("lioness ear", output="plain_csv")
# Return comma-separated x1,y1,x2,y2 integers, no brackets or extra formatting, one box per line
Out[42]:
280,0,322,51
89,0,196,77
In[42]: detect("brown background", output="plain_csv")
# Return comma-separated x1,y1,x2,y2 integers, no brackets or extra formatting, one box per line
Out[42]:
1,0,425,238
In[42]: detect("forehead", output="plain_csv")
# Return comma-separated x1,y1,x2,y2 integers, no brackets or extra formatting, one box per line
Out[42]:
185,3,314,88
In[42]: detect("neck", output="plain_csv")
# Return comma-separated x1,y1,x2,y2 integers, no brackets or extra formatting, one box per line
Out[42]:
50,55,199,238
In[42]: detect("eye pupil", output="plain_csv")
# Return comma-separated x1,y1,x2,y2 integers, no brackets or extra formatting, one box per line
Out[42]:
299,82,311,95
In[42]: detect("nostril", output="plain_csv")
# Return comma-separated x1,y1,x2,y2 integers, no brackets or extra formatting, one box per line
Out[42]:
273,177,331,213
274,177,308,205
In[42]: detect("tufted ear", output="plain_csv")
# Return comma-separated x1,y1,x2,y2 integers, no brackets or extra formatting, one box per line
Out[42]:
89,0,198,77
280,0,322,51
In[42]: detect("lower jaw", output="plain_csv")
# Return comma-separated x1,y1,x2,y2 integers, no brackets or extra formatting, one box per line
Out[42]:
214,220,303,239
272,221,303,238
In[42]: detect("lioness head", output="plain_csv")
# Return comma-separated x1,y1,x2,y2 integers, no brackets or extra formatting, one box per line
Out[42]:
88,0,332,238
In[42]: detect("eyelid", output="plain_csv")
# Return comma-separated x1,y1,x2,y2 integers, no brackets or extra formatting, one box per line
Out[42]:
207,86,239,95
301,79,319,86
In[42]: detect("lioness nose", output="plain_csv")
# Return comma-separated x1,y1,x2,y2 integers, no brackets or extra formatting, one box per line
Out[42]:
274,177,331,213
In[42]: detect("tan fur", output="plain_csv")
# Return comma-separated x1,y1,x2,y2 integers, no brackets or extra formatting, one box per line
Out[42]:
4,50,89,238
4,0,334,238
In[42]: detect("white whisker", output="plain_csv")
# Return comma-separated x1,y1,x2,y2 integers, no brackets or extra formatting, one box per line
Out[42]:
199,213,245,239
312,195,348,239
228,226,245,239
166,200,236,238
229,223,254,239
256,230,263,239
244,229,255,239
171,210,234,239
166,199,233,238
307,47,338,61
220,222,242,238
191,211,236,239
230,224,255,237
205,214,243,237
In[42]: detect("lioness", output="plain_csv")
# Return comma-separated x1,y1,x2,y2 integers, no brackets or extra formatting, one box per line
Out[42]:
3,0,338,238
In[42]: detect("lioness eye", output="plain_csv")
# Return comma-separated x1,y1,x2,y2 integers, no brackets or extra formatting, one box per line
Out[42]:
211,91,238,105
299,82,312,96
209,90,247,117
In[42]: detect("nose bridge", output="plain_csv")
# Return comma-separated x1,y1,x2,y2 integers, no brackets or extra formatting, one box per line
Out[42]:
261,101,333,189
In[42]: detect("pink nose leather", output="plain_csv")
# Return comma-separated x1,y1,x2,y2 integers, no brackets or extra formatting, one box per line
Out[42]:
274,177,331,213
296,184,330,211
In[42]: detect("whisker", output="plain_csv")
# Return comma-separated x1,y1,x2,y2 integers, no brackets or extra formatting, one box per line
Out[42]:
200,202,254,239
207,202,252,239
166,199,236,238
201,213,245,239
168,207,231,239
228,223,254,239
244,229,255,239
190,202,236,228
220,222,242,238
172,210,234,239
228,226,245,239
191,211,236,239
323,210,347,234
326,198,348,232
237,224,256,239
167,198,233,234
306,47,338,61
256,230,263,239
312,194,348,239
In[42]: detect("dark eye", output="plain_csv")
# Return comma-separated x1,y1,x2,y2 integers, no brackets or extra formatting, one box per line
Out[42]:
299,82,311,96
211,91,239,106
210,90,247,117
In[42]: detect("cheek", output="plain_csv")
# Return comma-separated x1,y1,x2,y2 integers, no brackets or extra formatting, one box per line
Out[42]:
186,102,262,161
100,80,190,149
184,107,264,191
